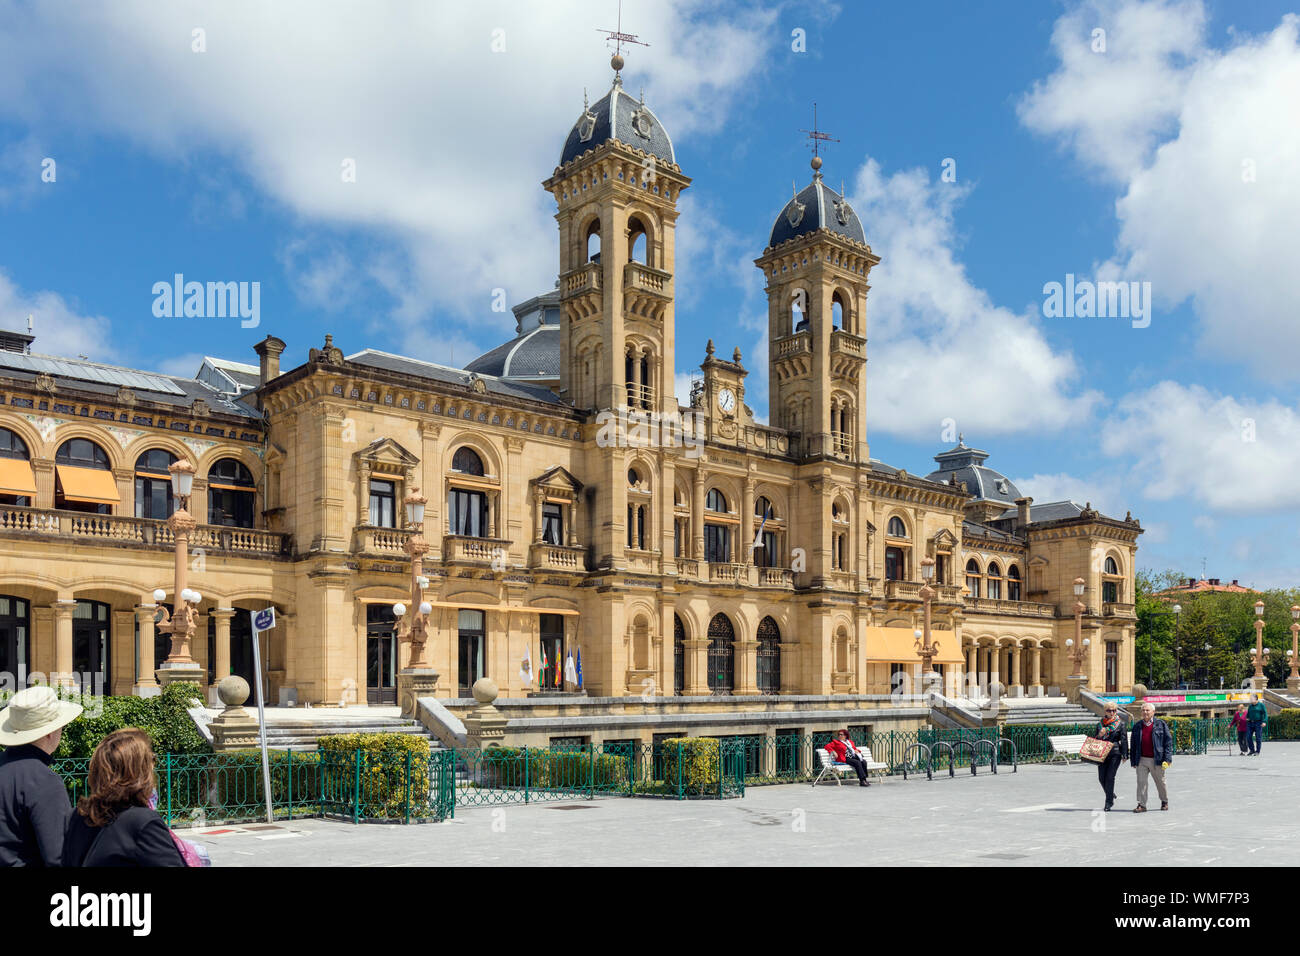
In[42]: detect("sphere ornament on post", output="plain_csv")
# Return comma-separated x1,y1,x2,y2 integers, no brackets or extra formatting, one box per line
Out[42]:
209,675,260,752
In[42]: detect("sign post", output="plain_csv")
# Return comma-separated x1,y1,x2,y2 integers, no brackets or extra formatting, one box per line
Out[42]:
250,607,276,824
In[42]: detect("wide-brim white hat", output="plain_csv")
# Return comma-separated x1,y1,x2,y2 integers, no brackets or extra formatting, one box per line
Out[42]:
0,686,83,746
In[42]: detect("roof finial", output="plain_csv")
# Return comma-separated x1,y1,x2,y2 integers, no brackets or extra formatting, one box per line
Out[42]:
583,87,589,111
958,432,964,444
598,0,648,83
800,102,839,180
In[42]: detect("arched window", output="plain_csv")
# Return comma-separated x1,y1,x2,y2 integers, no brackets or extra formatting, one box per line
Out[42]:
0,428,33,507
707,613,735,695
1007,565,1021,601
987,562,1003,600
585,219,602,264
704,489,730,563
887,516,907,538
673,614,685,695
791,288,808,334
706,489,727,513
626,503,646,549
831,290,847,331
628,216,649,264
135,449,177,520
55,438,116,515
628,468,641,488
757,616,781,694
451,447,485,476
208,458,256,528
753,496,778,567
965,558,981,599
1104,556,1119,575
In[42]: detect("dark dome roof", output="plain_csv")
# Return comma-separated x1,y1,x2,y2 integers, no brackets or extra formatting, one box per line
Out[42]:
924,438,1022,507
769,175,865,248
560,79,675,167
463,325,559,380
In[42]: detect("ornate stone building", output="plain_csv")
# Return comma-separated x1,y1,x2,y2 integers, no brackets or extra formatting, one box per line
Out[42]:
0,58,1139,744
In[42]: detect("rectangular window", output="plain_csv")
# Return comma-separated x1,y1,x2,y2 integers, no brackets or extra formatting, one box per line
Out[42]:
457,608,485,696
885,546,904,581
755,531,778,568
704,523,730,563
1008,579,1021,601
673,519,682,558
1102,581,1119,603
539,613,563,690
448,488,488,538
542,502,563,545
988,578,1002,600
368,479,396,528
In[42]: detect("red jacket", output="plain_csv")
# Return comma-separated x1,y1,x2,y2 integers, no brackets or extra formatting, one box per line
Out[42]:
826,738,857,762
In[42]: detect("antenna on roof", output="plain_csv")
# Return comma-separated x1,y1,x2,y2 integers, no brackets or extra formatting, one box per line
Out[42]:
25,314,33,353
597,0,649,80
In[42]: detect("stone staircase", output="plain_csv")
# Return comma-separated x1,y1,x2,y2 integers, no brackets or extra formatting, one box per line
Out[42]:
191,707,445,752
998,699,1097,726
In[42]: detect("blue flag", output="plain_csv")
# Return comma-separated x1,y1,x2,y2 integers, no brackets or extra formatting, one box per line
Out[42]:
576,647,583,688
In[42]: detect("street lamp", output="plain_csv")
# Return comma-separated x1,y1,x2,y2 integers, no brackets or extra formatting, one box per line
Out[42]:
1250,600,1270,687
1201,642,1211,689
394,489,432,669
1288,605,1300,691
914,556,940,696
1067,577,1088,677
153,460,204,685
1172,603,1182,689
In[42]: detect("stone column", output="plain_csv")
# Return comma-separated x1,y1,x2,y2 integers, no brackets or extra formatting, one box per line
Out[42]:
734,635,758,696
209,676,261,752
52,599,75,689
1030,645,1042,696
742,478,755,565
134,603,159,697
211,607,235,684
684,638,709,695
1011,644,1023,696
989,648,1000,696
965,643,977,689
463,678,508,749
691,469,705,560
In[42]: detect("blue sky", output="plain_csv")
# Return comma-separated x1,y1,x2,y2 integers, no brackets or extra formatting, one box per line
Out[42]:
0,0,1297,586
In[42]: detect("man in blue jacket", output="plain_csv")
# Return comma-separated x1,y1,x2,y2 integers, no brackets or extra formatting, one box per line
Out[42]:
1129,701,1173,812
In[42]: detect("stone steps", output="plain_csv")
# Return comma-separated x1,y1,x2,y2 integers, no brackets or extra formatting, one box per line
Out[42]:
1001,703,1096,725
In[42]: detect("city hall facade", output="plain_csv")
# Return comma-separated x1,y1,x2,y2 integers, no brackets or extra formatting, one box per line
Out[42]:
0,63,1140,738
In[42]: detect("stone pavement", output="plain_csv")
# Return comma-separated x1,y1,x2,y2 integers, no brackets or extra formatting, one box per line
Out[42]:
192,742,1300,866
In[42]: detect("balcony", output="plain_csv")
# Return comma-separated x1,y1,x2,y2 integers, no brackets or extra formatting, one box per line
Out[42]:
528,542,586,573
884,579,923,601
622,262,673,321
623,548,660,574
708,562,750,586
827,570,859,593
799,432,854,461
624,382,654,410
830,329,866,357
1103,601,1136,618
964,596,1056,618
675,558,700,580
442,535,511,568
772,330,813,359
0,505,288,557
353,525,414,556
757,566,794,589
559,262,602,319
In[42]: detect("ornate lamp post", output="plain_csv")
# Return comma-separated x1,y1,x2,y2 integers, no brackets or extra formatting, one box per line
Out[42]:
1064,577,1089,702
914,556,940,696
152,460,205,689
1250,600,1271,689
1171,603,1181,688
1200,642,1211,689
1287,605,1300,694
395,489,439,715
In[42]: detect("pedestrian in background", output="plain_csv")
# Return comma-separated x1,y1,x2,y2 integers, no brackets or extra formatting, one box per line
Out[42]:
1246,694,1268,756
1129,701,1173,812
0,686,82,866
62,728,183,867
1092,703,1128,811
1229,704,1250,755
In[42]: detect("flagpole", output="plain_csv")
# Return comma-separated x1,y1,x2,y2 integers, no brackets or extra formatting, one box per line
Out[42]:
249,610,273,824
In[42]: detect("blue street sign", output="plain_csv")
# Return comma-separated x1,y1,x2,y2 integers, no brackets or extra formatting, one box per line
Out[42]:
253,607,276,632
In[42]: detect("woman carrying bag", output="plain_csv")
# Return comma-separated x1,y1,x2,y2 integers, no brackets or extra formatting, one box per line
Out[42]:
62,729,185,867
1089,703,1129,812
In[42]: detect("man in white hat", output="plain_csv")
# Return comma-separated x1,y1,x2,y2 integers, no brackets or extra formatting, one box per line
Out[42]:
0,685,82,866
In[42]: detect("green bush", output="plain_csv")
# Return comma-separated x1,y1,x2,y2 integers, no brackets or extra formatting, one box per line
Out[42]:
478,746,627,791
204,750,321,821
1265,709,1300,740
655,737,720,795
51,681,210,759
1163,717,1199,753
318,733,430,818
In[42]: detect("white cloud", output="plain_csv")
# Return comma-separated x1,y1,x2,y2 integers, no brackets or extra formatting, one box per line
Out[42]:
1013,471,1127,518
849,160,1102,438
154,353,206,378
1100,380,1300,512
1020,1,1300,377
0,0,777,349
0,271,116,363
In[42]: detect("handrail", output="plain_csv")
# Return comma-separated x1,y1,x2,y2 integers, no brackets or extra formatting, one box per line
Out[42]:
901,743,932,781
951,739,978,776
931,741,956,778
974,739,997,775
997,737,1018,773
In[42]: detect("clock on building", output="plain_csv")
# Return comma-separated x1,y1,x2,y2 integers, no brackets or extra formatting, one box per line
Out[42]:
717,388,736,415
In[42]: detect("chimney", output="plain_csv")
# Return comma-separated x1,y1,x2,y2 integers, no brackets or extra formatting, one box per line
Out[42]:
254,335,287,386
1188,577,1196,587
1015,496,1032,527
1232,579,1239,586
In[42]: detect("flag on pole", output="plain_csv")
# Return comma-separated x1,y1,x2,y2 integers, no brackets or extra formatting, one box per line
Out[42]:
565,648,578,685
519,644,534,686
576,647,584,689
540,645,549,686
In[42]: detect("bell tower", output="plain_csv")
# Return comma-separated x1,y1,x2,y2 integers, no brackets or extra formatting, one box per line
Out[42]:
544,54,690,416
755,151,879,462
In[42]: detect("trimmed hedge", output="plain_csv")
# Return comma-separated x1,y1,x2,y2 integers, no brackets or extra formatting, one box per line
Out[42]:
1266,708,1300,740
318,733,431,818
480,746,627,791
656,737,720,795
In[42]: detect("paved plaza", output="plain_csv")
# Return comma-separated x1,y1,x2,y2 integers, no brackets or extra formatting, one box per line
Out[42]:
195,742,1300,867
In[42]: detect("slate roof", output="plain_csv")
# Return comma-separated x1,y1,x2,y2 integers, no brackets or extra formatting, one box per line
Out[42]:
925,437,1021,507
463,324,560,380
345,350,568,406
560,79,675,168
769,174,866,248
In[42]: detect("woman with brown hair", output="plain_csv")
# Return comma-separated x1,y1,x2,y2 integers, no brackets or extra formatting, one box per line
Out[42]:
62,729,184,867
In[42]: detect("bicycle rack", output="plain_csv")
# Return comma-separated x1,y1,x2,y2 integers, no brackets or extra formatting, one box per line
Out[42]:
974,739,997,775
901,743,932,781
951,740,979,776
996,737,1018,773
931,741,956,778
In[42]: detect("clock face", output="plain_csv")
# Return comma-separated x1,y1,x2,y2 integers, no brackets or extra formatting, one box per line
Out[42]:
718,388,736,414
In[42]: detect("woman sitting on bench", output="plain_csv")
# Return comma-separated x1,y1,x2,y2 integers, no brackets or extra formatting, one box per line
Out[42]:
826,729,872,787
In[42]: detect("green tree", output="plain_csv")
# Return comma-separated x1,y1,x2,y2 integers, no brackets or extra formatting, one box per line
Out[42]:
1135,568,1183,688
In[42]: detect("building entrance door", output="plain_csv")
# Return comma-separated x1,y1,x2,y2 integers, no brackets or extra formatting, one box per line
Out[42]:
366,605,397,705
1105,643,1118,693
0,597,28,681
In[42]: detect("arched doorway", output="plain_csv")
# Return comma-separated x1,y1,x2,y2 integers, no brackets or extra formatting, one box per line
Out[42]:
757,616,781,694
673,614,685,695
707,613,734,696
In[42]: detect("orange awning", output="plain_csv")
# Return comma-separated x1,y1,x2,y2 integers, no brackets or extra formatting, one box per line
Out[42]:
55,465,120,505
0,458,37,497
208,482,255,492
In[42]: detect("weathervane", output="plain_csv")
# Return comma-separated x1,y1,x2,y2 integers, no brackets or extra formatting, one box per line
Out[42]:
799,102,839,176
597,0,649,79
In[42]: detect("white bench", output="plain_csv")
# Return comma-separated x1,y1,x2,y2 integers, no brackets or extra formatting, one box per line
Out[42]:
812,747,888,786
1048,734,1090,765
